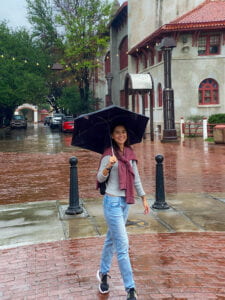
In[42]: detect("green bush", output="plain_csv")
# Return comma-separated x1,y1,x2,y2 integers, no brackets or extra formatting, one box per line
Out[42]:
208,114,225,124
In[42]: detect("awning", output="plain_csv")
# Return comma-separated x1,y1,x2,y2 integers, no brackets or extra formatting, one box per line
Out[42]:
125,73,153,93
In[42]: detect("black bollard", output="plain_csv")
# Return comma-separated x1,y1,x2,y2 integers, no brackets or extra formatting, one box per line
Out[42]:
65,156,83,215
152,155,170,210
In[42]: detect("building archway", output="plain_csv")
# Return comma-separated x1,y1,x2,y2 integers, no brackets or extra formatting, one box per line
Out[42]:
15,103,38,124
124,73,154,141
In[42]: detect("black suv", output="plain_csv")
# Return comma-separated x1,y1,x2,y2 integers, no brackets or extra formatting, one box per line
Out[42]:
10,115,27,129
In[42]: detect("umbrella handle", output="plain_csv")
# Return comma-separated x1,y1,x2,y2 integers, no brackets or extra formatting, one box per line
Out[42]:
111,145,115,156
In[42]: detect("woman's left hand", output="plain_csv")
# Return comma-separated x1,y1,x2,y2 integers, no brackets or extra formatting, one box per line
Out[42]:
141,196,150,214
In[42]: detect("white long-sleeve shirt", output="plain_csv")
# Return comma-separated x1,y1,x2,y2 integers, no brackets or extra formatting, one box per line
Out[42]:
97,155,145,197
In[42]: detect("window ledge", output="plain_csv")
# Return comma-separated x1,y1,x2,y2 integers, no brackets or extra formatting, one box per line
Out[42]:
198,104,220,108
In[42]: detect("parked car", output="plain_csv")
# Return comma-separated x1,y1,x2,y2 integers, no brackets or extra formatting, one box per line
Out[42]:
10,115,27,129
49,113,65,129
44,116,52,126
61,116,75,133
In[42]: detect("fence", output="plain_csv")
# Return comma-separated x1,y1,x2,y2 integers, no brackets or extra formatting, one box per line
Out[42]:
180,118,222,139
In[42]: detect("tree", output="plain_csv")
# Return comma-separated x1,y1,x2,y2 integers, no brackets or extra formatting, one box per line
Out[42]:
27,0,65,113
58,85,97,115
26,0,63,57
111,0,120,15
54,0,112,112
0,22,50,126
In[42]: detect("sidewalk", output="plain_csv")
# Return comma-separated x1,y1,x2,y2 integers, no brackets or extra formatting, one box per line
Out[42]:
1,193,225,299
1,134,225,299
1,193,225,249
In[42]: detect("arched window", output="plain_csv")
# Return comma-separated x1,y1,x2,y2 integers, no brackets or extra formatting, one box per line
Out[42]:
119,36,128,70
104,51,111,74
158,83,163,107
199,78,219,105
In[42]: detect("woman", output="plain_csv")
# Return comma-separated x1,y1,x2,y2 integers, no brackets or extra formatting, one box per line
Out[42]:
96,124,149,300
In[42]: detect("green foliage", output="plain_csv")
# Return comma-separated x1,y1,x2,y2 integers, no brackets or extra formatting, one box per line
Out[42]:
58,85,96,115
27,0,63,56
208,114,225,124
54,0,112,108
0,22,51,125
0,0,114,126
38,103,51,110
205,137,214,143
20,109,29,116
58,0,111,69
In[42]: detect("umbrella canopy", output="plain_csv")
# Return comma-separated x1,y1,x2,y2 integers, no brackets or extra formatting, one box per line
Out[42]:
71,105,149,154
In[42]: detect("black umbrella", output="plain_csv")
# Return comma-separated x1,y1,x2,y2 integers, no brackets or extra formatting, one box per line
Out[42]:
71,105,149,154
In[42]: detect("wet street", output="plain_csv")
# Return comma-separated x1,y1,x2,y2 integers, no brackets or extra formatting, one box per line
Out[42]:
1,124,225,299
0,124,225,204
0,124,100,204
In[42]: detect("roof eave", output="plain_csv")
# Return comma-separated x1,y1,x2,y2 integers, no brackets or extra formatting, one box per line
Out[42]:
128,21,225,55
109,1,128,28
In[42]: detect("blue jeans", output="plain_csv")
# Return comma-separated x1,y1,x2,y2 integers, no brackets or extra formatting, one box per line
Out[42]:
100,194,135,291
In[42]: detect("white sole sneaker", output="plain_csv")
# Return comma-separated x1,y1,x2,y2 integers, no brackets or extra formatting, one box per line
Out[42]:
96,270,109,294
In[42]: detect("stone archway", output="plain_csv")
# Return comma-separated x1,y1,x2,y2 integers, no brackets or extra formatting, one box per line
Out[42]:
124,73,154,141
15,103,38,124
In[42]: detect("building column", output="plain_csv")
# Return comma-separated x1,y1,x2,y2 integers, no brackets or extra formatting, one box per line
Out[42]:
34,108,38,124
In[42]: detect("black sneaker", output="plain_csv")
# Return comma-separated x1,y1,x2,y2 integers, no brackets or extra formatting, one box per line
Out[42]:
127,288,137,300
96,270,110,294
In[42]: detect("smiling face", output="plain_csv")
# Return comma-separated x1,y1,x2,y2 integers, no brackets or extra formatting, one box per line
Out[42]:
111,125,127,148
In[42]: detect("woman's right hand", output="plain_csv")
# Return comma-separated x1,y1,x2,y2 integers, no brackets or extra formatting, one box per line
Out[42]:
107,155,117,168
102,155,117,177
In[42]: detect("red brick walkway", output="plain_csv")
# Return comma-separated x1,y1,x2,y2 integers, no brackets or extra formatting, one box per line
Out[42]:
1,233,225,299
1,137,225,205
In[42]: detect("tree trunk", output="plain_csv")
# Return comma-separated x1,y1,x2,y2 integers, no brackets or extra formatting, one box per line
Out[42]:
79,67,90,113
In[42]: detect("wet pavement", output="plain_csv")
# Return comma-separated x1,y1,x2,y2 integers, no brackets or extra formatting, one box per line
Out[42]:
1,125,225,299
1,193,225,249
0,124,74,154
1,125,225,204
1,232,225,299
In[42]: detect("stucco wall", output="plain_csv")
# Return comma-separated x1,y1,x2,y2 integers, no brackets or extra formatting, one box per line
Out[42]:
172,57,225,120
94,59,107,108
128,0,203,50
109,0,225,130
144,37,225,123
110,19,128,105
171,36,225,120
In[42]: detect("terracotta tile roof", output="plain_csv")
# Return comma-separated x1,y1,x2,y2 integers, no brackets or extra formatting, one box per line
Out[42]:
129,0,225,55
171,0,225,24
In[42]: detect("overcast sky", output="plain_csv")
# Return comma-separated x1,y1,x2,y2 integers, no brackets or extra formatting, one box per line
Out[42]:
0,0,30,30
0,0,125,30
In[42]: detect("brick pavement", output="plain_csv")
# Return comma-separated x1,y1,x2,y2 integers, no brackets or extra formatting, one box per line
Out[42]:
1,233,225,299
1,136,225,299
1,137,225,205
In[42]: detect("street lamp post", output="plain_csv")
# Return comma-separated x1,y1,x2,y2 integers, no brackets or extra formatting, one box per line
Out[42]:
105,72,113,106
160,37,178,142
48,63,64,113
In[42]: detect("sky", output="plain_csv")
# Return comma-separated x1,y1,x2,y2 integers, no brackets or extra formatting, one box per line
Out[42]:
0,0,31,30
0,0,125,31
